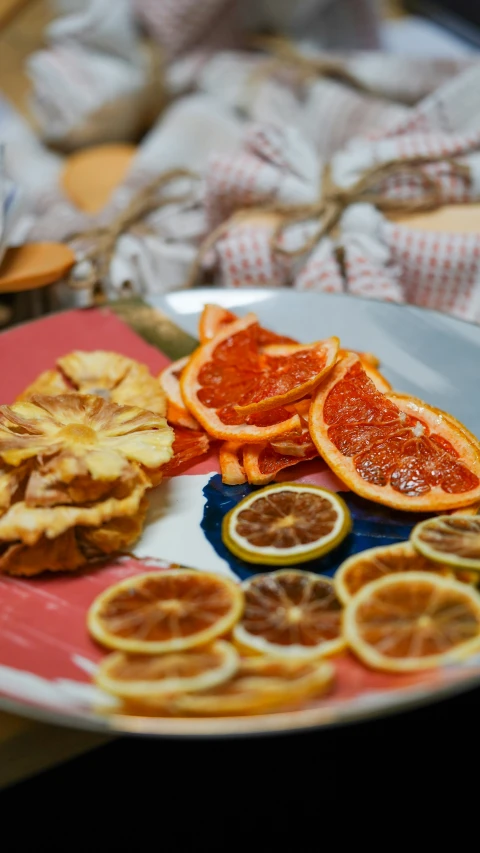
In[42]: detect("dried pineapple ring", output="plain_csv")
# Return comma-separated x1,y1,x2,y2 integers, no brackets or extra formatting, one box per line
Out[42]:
19,350,167,417
0,394,174,478
0,502,148,577
0,472,148,546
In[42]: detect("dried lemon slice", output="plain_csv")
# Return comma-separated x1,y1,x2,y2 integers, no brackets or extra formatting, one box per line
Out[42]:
222,483,351,565
344,571,480,672
334,541,452,605
411,516,480,572
95,640,239,702
171,656,335,716
233,570,346,659
87,569,243,654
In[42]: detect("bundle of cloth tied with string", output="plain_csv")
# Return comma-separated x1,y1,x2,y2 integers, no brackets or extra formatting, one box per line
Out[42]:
187,64,480,325
23,58,480,323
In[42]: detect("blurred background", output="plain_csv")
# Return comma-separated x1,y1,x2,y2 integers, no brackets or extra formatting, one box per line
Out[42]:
0,0,479,123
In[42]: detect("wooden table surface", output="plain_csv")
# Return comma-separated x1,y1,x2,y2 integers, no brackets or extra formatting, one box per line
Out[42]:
0,0,479,790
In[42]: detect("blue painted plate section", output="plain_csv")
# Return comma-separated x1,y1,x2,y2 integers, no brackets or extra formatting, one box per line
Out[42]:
201,474,434,581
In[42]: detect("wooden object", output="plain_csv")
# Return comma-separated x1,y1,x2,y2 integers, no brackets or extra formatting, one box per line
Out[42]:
61,144,137,213
0,0,54,119
388,204,480,233
0,243,76,292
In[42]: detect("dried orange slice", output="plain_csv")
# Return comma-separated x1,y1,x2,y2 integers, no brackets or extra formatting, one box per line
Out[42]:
171,656,334,716
243,442,317,485
159,357,199,430
233,570,346,659
161,427,209,477
180,313,315,441
222,483,351,565
219,442,246,485
198,304,238,343
411,516,480,572
87,569,243,654
94,640,239,702
344,571,480,672
335,541,452,605
309,353,480,512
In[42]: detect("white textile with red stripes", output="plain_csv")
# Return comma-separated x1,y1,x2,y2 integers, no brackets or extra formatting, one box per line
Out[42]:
202,66,480,324
134,0,381,59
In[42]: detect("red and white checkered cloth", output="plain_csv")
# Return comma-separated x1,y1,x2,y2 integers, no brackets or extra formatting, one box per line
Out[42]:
202,65,480,324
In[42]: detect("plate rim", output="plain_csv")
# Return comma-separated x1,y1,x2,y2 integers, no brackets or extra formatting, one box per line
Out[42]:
1,289,480,737
1,662,480,738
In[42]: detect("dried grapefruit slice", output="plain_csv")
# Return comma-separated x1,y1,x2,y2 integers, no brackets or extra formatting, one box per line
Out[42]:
270,424,317,458
335,541,452,605
161,427,209,477
87,569,243,654
243,442,317,485
358,360,391,394
159,357,199,430
198,304,238,343
338,349,391,394
233,570,346,659
411,516,480,572
180,314,302,441
222,483,351,565
309,353,480,512
198,303,296,347
219,442,246,485
171,656,334,716
95,640,239,701
233,338,339,417
390,393,480,455
344,571,480,672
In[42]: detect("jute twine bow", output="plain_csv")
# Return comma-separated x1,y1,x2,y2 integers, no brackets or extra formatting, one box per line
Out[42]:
249,35,402,103
66,168,199,297
184,151,471,286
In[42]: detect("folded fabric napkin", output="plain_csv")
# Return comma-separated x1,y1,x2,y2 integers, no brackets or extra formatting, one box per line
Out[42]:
134,0,380,59
198,65,480,324
27,0,163,150
26,93,243,304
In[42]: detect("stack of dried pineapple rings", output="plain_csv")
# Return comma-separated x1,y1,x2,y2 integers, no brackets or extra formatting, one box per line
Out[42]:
0,374,174,576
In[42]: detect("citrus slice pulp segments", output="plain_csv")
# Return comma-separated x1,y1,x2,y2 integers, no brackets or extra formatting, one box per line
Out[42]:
334,541,452,605
94,640,239,701
219,442,246,485
180,314,301,441
87,570,244,653
344,571,480,672
222,483,351,565
411,516,480,572
170,656,335,716
389,392,480,456
309,352,480,512
159,357,199,430
160,427,209,477
338,349,392,394
233,338,339,417
198,304,238,343
270,424,317,458
359,360,392,394
242,441,318,485
233,570,346,659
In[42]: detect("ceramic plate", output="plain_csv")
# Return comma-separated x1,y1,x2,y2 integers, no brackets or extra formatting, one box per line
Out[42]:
1,289,480,737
